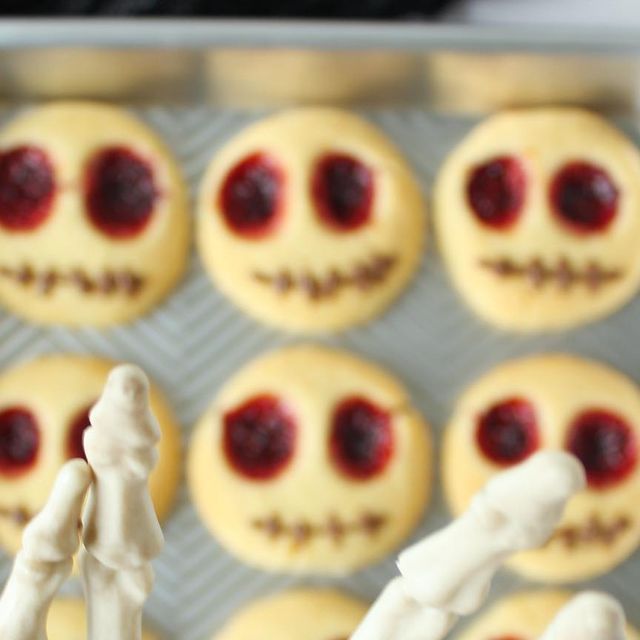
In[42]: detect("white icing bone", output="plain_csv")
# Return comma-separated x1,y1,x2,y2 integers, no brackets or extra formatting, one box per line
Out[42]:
0,460,91,640
398,451,586,612
541,592,627,640
352,451,585,640
80,364,164,640
351,578,456,640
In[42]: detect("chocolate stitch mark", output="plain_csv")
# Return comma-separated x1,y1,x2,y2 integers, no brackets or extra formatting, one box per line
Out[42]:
550,513,632,549
253,254,397,301
0,264,145,297
252,511,388,549
479,257,622,291
0,505,33,527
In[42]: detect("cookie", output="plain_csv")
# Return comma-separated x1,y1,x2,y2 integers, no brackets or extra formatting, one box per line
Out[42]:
435,108,640,331
455,591,638,640
47,597,159,639
0,354,181,555
0,102,189,326
188,345,432,574
196,108,425,333
215,588,368,640
443,354,640,582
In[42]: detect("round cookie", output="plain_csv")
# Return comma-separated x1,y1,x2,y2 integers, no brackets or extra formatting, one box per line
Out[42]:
0,354,181,555
215,588,368,640
196,108,426,333
435,108,640,331
47,597,159,639
188,344,432,574
0,102,189,327
455,591,639,640
443,354,640,583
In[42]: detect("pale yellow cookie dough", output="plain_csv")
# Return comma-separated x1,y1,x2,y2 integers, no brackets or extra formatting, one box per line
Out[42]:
0,102,189,327
455,591,638,640
47,597,160,639
197,108,426,333
215,588,368,640
443,354,640,583
435,108,640,331
188,345,432,574
0,354,181,555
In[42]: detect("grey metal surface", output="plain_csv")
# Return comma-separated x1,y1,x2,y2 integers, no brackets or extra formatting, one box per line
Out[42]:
0,106,638,638
1,22,640,112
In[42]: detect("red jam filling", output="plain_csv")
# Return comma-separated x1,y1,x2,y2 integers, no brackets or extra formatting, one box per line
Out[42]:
330,397,393,480
223,395,296,480
476,398,540,466
312,153,374,232
467,156,526,229
0,146,55,232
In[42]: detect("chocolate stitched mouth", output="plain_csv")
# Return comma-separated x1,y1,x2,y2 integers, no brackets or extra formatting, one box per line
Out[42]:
0,505,33,527
549,513,632,549
0,264,145,296
479,257,622,290
252,511,388,548
252,254,397,301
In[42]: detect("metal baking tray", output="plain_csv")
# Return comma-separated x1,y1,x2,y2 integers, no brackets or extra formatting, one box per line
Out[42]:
0,20,639,639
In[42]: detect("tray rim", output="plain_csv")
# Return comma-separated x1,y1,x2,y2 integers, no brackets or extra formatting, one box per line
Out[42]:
1,19,640,54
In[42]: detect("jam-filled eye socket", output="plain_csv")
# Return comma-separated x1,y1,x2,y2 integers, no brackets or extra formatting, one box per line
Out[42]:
567,409,637,489
312,153,374,232
550,161,619,234
0,406,40,477
223,395,296,481
85,146,159,239
467,155,526,230
219,153,284,239
330,397,393,480
0,146,55,232
67,403,94,461
476,398,540,466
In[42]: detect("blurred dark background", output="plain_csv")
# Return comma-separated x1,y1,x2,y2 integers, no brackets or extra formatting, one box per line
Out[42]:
0,0,453,17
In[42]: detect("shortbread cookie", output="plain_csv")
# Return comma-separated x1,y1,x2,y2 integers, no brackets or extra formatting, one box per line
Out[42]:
47,597,159,639
188,345,432,574
197,108,425,333
435,109,640,331
0,102,189,326
443,354,640,582
215,588,368,640
455,591,638,640
0,354,181,555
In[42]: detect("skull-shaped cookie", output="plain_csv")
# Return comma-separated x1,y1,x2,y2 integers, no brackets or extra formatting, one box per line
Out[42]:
188,345,432,574
455,591,639,640
47,597,159,640
0,102,189,326
215,588,368,640
443,354,640,583
435,109,640,331
196,108,425,333
0,354,181,555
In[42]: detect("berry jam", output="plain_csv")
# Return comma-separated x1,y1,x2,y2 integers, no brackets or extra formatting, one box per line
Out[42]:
0,407,40,476
550,162,618,234
330,397,393,480
0,146,55,232
567,410,637,489
476,398,539,466
219,153,284,238
85,146,158,238
312,153,374,232
223,395,296,480
467,156,526,229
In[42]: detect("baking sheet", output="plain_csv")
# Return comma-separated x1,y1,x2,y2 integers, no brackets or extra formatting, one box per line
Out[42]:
0,106,639,638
